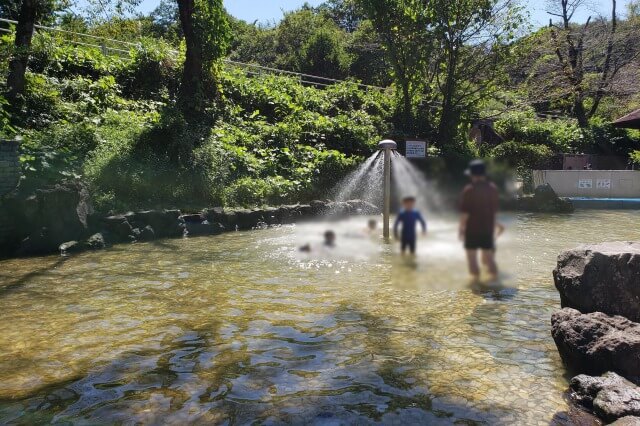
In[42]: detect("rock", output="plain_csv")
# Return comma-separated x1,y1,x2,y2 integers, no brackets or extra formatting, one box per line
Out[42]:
595,385,640,423
203,207,225,223
296,204,313,219
571,372,640,423
262,207,280,225
310,200,329,215
129,227,141,242
139,225,155,242
551,308,640,377
326,201,351,219
553,242,640,321
11,181,92,254
85,233,106,250
279,206,301,224
59,240,82,255
346,199,380,215
185,221,222,236
236,209,264,230
101,215,133,242
517,184,574,213
181,213,205,224
134,210,185,238
611,416,640,425
571,372,632,408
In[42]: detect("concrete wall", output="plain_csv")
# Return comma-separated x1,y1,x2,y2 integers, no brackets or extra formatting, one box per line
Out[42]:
534,170,640,198
0,140,20,197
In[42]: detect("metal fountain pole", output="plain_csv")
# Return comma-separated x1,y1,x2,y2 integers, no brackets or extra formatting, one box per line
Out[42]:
378,139,397,241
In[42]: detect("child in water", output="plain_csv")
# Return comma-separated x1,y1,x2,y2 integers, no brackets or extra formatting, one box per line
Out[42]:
394,196,427,255
299,230,336,252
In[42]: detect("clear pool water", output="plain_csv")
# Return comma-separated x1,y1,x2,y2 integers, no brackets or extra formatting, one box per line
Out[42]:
1,210,639,424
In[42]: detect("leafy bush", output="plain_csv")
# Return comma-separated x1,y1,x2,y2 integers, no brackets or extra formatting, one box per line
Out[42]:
29,32,124,79
59,75,123,113
223,176,300,207
491,140,553,171
117,38,180,100
494,111,583,153
0,95,14,139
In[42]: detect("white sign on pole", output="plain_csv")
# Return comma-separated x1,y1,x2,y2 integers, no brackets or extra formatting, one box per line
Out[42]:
405,140,427,158
578,179,593,189
596,179,611,189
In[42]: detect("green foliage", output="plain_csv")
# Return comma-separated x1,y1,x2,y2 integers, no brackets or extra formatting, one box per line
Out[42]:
494,111,583,153
60,75,123,113
192,0,231,69
491,141,553,171
630,150,640,166
29,32,124,79
494,110,640,156
0,95,14,139
223,176,299,207
299,27,351,79
118,38,179,100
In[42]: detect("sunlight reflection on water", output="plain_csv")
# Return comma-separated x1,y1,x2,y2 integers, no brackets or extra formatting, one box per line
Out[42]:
1,210,639,424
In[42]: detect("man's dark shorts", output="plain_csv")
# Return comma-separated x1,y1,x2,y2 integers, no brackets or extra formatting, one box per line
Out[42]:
464,233,495,251
401,238,416,254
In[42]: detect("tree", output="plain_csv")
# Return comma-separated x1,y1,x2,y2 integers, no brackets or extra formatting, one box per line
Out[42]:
358,0,435,130
176,0,230,116
319,0,363,32
430,0,524,145
6,0,38,100
300,27,351,79
547,0,635,126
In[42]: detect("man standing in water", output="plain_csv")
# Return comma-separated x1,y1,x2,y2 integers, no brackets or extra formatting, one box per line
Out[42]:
459,160,502,282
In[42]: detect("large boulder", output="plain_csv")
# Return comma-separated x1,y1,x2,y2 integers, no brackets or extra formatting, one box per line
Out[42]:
14,180,92,255
134,210,185,238
551,308,640,377
101,215,134,243
571,372,640,423
553,242,640,321
235,209,265,230
517,184,574,213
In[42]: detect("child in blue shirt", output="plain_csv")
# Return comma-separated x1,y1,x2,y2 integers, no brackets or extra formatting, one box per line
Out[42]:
394,196,427,254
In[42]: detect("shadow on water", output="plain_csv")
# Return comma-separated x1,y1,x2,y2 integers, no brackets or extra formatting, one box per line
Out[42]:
1,301,515,425
0,256,67,297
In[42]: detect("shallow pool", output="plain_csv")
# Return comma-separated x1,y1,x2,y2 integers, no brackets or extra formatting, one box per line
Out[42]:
1,210,639,424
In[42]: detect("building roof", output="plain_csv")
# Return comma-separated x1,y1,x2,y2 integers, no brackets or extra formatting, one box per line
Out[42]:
612,108,640,129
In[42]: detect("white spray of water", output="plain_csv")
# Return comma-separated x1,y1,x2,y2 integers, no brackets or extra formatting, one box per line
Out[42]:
391,152,444,214
333,152,384,206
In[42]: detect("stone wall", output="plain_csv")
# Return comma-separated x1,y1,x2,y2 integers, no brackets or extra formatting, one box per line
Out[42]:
0,140,21,249
0,140,20,197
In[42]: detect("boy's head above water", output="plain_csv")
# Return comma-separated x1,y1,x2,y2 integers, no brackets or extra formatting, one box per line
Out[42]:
402,196,417,210
324,230,336,247
367,219,377,230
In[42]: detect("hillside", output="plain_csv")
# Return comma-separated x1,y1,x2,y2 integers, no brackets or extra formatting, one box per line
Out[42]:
1,31,393,211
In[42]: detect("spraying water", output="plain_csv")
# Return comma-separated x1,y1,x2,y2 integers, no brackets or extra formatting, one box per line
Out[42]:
333,151,384,206
392,152,444,214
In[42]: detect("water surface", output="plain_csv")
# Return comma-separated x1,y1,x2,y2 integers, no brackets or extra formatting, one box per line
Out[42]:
1,210,639,425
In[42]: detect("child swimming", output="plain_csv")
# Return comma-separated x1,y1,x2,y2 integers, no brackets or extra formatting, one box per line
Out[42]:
393,196,427,255
299,230,336,252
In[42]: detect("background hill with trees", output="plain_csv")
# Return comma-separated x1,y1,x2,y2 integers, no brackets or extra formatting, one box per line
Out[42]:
1,0,638,211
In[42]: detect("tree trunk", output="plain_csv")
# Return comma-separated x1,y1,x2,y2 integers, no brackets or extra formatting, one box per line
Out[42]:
6,0,37,100
574,96,589,128
177,0,204,112
438,46,458,145
402,79,411,131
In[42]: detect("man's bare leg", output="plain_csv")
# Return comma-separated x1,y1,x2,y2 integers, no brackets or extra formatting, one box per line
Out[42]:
481,249,498,281
466,249,480,281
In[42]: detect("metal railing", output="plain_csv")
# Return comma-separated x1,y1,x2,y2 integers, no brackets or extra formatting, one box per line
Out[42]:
0,17,387,92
